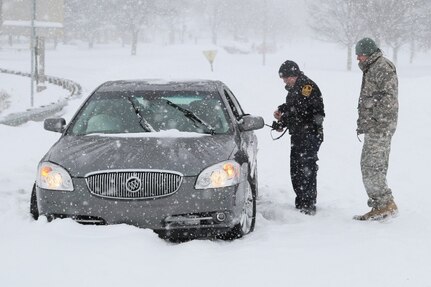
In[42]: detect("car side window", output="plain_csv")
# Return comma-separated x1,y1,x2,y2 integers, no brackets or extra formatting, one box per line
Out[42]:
224,88,244,121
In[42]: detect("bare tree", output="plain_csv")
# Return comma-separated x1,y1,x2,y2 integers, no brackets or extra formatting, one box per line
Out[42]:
0,0,3,49
207,0,222,45
124,0,148,55
309,0,364,70
0,0,3,28
65,0,110,48
115,0,153,55
358,0,419,65
406,0,426,63
415,0,431,51
156,0,191,45
221,0,251,42
309,0,429,67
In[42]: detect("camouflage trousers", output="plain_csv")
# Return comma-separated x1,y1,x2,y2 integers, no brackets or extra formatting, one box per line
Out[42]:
361,132,394,208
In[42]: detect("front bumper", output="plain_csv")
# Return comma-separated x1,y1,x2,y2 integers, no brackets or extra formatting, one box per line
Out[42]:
36,177,243,232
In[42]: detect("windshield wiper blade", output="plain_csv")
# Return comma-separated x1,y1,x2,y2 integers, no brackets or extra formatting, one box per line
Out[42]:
127,97,155,132
165,100,215,135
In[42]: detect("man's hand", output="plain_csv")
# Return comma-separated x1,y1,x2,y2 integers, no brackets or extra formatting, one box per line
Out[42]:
271,121,284,132
273,110,282,120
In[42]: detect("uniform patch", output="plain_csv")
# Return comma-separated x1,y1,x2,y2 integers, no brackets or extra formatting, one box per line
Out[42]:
302,85,313,97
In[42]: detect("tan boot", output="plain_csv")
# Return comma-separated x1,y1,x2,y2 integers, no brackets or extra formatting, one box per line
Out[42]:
354,200,398,221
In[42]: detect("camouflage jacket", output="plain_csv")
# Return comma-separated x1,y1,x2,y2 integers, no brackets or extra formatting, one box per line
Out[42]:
357,50,398,135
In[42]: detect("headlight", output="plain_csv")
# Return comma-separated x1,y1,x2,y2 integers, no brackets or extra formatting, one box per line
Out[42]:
195,160,240,189
36,162,74,191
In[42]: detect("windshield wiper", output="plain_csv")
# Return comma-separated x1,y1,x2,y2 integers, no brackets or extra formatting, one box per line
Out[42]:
127,97,155,132
165,100,215,135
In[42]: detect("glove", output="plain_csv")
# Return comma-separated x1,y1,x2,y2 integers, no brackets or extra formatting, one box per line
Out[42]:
271,121,284,132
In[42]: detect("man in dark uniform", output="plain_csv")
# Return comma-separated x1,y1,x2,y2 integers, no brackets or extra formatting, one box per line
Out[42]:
273,60,325,215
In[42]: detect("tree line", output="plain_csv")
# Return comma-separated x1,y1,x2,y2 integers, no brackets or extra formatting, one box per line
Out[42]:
1,0,430,69
309,0,431,69
63,0,290,56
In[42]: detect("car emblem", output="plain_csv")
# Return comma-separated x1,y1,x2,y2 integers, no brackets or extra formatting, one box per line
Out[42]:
125,176,141,193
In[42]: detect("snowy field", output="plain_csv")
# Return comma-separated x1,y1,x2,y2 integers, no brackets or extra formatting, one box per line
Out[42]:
0,73,68,117
1,40,430,286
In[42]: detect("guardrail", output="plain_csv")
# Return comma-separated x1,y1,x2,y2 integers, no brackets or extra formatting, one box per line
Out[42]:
0,68,82,126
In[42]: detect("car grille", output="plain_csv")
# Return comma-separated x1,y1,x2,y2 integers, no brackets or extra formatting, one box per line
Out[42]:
85,170,183,199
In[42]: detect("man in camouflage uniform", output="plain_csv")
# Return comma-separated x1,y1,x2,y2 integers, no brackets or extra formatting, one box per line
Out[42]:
353,38,399,221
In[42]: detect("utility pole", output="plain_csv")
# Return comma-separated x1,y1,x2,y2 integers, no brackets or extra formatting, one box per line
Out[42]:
30,0,36,107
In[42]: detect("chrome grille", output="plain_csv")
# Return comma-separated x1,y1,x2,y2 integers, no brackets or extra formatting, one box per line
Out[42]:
85,170,183,199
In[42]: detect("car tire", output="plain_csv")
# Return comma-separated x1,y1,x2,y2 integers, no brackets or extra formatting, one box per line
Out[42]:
156,230,192,243
221,179,256,240
30,184,39,220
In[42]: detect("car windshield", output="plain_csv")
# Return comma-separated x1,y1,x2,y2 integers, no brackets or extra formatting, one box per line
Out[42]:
67,90,232,135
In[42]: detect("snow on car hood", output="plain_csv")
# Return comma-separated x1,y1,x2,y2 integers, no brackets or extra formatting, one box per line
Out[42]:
43,133,237,177
86,129,210,138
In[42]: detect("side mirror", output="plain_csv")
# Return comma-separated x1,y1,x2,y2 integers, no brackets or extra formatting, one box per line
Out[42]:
239,115,264,132
44,118,66,133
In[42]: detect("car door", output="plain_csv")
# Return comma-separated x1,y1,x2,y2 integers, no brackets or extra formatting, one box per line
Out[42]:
222,86,258,179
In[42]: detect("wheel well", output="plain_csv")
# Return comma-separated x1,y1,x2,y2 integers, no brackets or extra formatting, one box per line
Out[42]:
248,166,258,198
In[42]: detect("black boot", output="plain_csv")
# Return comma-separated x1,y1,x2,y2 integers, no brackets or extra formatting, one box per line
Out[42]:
299,205,316,216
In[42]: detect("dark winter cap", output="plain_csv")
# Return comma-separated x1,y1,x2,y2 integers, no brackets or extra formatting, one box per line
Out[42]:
355,38,379,56
279,60,301,78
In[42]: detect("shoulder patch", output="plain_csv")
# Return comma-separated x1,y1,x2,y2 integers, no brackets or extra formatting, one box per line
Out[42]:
301,85,313,97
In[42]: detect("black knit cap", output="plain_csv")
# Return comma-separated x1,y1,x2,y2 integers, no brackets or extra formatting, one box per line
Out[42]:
279,60,301,78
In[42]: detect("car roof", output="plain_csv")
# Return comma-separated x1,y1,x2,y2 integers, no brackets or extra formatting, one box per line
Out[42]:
96,79,224,93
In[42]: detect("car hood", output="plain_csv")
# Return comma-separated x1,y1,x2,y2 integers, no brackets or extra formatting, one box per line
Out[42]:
44,134,237,177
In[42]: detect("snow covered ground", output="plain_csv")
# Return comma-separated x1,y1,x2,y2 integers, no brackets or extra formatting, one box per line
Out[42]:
0,73,68,117
1,40,430,286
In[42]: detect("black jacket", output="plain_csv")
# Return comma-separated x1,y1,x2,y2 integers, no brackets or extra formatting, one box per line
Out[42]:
278,73,325,135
